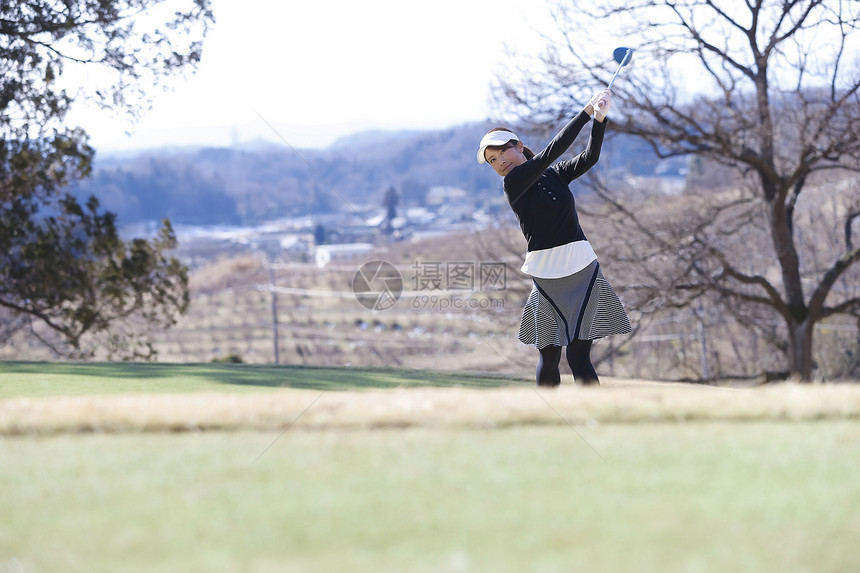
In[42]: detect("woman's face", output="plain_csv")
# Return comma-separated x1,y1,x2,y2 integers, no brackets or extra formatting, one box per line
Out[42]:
484,141,527,177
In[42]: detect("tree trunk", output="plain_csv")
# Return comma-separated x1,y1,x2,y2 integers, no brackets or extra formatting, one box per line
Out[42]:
787,318,815,381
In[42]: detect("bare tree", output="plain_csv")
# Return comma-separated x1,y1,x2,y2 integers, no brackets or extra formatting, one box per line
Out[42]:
495,0,860,381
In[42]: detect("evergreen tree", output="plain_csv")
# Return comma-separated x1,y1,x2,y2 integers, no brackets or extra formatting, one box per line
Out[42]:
0,0,213,358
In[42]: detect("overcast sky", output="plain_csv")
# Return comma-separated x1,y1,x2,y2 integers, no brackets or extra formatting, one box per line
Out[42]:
67,0,557,152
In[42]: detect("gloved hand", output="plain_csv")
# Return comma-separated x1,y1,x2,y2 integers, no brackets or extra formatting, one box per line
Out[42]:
589,89,612,119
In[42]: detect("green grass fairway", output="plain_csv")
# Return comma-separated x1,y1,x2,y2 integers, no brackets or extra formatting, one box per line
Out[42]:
2,361,859,572
3,424,859,573
0,361,525,398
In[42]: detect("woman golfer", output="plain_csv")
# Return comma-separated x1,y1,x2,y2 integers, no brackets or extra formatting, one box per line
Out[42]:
477,89,631,386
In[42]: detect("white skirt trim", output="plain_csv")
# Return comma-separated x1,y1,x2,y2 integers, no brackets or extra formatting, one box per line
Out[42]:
520,240,597,279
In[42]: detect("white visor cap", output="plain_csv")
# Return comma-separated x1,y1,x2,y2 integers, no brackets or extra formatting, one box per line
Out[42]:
477,130,519,164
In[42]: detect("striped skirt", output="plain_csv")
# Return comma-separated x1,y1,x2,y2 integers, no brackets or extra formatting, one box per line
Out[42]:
518,260,631,348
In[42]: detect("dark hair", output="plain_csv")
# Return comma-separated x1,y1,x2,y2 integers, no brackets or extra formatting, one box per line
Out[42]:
486,126,535,160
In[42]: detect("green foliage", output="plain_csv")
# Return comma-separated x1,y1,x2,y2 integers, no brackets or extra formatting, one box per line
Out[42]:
1,1,214,135
0,1,212,358
0,184,190,358
0,131,93,202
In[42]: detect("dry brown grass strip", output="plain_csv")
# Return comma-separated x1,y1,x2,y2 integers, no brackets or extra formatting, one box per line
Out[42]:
2,379,860,435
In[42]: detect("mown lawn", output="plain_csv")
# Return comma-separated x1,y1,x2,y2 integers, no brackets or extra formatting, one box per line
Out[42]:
2,423,859,573
0,360,526,398
1,361,859,572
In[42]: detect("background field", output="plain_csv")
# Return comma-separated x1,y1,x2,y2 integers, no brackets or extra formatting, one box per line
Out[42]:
2,362,860,573
0,361,524,398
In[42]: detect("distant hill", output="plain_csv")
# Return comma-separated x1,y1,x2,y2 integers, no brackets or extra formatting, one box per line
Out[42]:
327,129,426,150
71,122,688,227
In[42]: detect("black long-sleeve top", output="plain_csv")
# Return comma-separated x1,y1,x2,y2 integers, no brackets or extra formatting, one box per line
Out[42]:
503,111,607,252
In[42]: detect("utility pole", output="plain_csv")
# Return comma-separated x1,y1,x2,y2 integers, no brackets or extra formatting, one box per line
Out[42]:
269,252,280,365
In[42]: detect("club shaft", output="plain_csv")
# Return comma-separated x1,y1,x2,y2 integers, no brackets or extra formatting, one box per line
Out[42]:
607,66,623,90
607,49,631,90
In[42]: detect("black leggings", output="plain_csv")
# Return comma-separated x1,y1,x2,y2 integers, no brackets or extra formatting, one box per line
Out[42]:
536,340,599,387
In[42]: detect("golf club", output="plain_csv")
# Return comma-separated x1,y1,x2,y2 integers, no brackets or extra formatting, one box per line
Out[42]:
607,47,633,90
594,47,633,115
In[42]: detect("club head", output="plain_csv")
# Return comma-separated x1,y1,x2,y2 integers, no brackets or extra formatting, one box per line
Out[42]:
613,47,634,67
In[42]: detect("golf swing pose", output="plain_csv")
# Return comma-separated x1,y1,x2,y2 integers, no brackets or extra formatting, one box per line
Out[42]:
478,87,631,386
